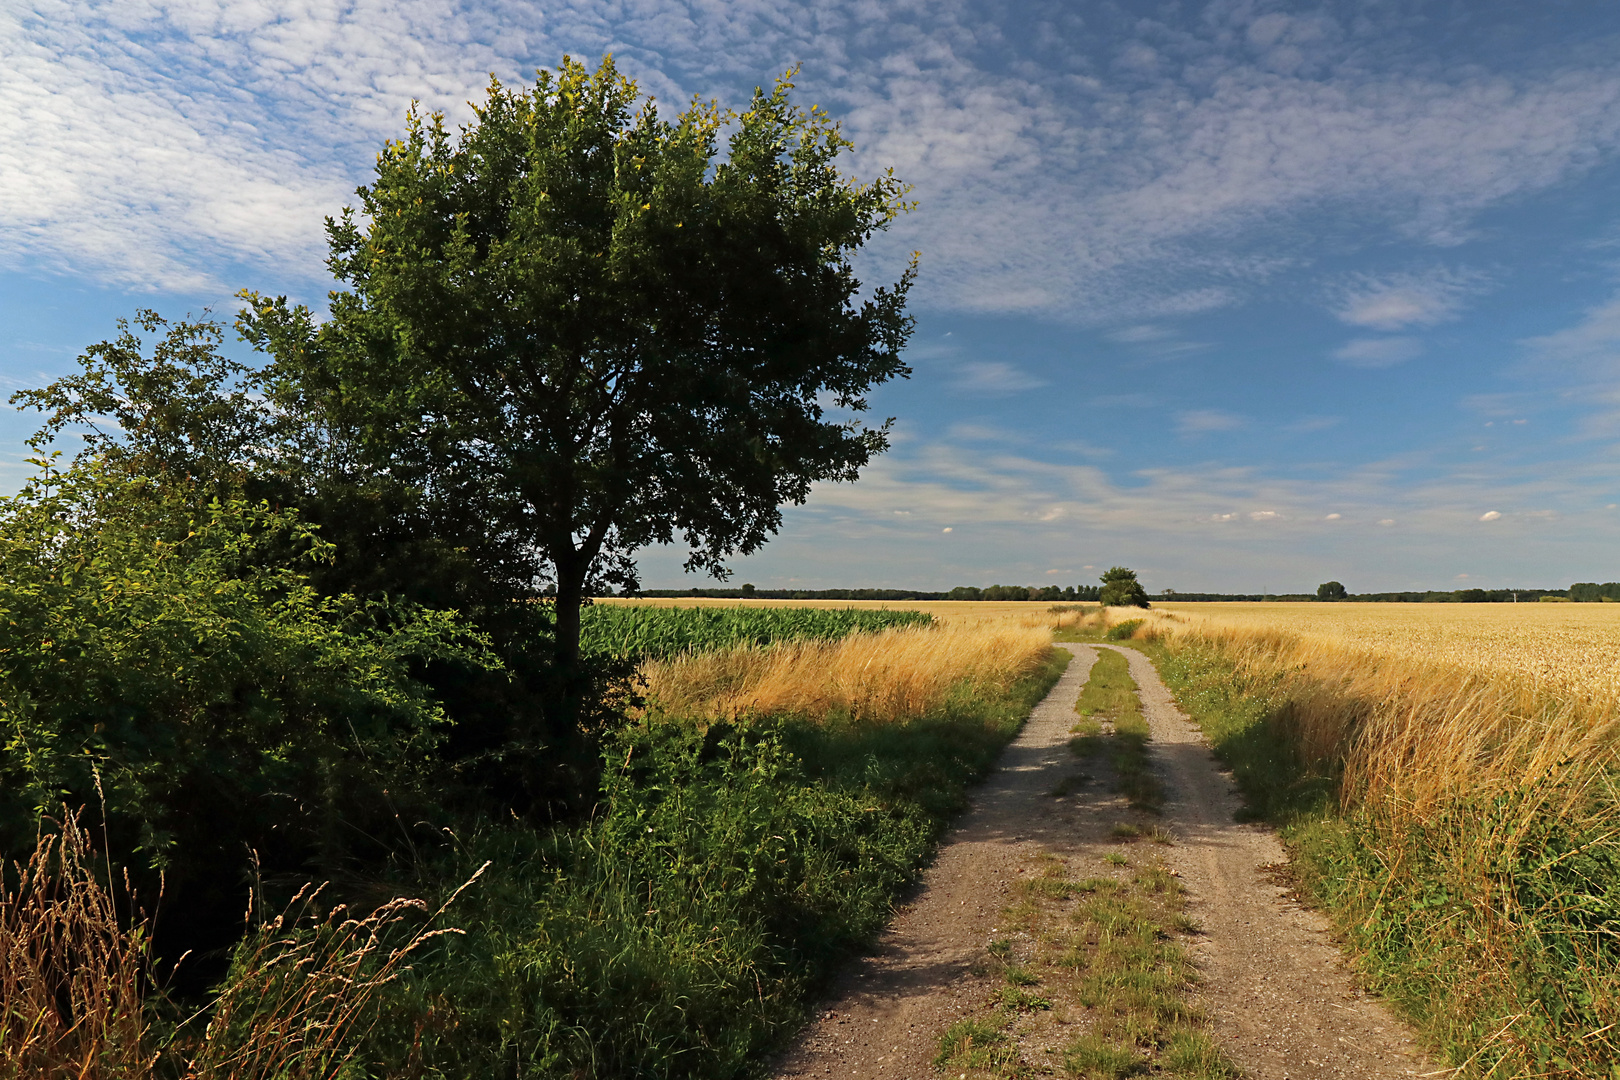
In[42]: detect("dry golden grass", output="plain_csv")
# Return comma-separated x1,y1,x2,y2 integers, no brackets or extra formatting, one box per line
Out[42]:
638,615,1054,723
1129,604,1620,820
0,812,480,1080
1132,605,1620,1071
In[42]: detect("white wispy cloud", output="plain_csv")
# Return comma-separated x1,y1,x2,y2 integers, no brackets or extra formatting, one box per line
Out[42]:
1331,267,1494,330
947,359,1046,396
1522,292,1620,378
1176,409,1244,435
1334,336,1424,368
663,426,1620,591
1285,415,1342,434
7,2,1620,321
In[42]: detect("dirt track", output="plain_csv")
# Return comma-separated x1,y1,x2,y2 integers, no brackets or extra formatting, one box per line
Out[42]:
771,643,1436,1079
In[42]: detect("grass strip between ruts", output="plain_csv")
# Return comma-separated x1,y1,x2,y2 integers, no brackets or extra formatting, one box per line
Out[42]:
934,644,1237,1080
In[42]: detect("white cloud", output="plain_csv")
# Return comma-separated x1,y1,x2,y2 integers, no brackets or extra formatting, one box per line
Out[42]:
1522,293,1620,379
946,360,1047,396
1480,510,1502,521
1334,337,1424,368
1332,267,1492,331
660,420,1620,591
1176,409,1244,435
8,3,1620,320
1108,325,1174,344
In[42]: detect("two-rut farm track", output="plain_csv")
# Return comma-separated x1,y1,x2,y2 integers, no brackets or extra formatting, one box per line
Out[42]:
771,643,1436,1080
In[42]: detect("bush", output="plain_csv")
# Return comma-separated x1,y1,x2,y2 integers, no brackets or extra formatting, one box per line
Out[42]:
0,456,493,968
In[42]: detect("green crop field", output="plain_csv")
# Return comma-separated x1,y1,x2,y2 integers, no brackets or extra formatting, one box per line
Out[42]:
579,604,933,659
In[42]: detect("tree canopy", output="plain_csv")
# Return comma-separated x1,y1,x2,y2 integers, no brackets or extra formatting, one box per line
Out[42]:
1317,580,1348,601
240,56,916,673
1099,566,1150,608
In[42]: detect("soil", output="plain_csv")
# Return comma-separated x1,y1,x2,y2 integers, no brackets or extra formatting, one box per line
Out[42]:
770,643,1437,1079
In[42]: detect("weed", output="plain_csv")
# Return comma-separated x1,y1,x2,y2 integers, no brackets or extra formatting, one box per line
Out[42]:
1103,852,1129,867
935,1017,1021,1073
1004,964,1041,986
1109,823,1142,841
998,986,1053,1011
1064,1033,1147,1077
1161,1029,1242,1078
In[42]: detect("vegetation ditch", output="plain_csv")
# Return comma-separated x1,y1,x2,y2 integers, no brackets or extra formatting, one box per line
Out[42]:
1,606,1064,1078
1129,620,1620,1078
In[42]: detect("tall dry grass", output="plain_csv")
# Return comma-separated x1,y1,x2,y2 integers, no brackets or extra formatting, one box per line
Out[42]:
0,811,480,1080
1147,612,1620,1072
639,616,1054,723
0,813,154,1079
1151,617,1620,824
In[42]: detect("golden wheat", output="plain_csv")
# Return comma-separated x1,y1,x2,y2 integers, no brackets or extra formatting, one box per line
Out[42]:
1153,601,1620,699
1129,603,1620,827
638,617,1053,723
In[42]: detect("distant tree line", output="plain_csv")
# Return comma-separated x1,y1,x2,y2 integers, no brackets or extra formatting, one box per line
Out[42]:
630,579,1620,604
636,587,954,600
946,584,1103,602
629,584,1102,601
1158,587,1577,602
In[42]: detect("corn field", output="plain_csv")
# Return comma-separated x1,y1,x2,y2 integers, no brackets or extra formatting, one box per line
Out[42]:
580,604,932,659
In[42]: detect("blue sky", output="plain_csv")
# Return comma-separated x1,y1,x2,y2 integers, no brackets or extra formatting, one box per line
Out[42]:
5,1,1620,593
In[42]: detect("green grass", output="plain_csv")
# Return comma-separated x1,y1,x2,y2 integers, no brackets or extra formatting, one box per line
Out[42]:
1070,649,1163,813
342,648,1073,1079
1026,857,1237,1079
579,604,932,659
936,1017,1023,1074
1105,620,1145,641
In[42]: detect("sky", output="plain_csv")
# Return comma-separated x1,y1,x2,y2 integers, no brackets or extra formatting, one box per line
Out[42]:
5,0,1620,594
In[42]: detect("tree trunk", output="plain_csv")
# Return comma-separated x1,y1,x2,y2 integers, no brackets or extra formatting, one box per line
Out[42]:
553,556,584,674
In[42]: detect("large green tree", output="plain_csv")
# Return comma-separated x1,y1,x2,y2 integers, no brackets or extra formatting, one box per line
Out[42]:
241,56,916,682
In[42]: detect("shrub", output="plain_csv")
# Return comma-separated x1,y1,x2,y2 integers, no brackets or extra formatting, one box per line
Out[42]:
0,456,493,966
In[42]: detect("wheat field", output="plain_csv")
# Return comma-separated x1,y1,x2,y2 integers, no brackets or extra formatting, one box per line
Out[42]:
1149,601,1620,699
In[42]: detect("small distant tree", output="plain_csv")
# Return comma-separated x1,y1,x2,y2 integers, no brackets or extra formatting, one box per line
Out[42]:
947,586,982,600
1316,580,1347,601
1099,566,1149,608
